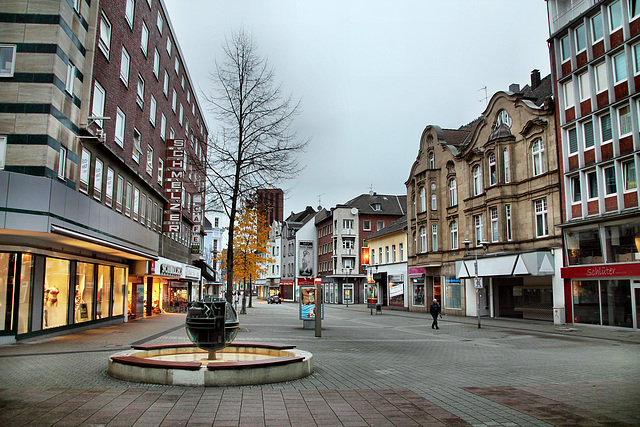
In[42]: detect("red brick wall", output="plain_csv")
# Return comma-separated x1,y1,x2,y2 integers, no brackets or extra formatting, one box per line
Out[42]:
624,192,638,209
604,195,618,212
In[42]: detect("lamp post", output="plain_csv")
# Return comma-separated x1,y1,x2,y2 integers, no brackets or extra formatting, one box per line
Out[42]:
462,239,489,329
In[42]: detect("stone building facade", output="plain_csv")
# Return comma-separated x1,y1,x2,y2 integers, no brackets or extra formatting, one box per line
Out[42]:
406,72,565,323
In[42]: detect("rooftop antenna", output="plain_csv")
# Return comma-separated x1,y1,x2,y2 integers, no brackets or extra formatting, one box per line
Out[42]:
317,193,325,210
369,183,374,196
478,86,488,107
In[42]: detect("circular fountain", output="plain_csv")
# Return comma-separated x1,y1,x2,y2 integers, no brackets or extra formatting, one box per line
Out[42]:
108,298,313,386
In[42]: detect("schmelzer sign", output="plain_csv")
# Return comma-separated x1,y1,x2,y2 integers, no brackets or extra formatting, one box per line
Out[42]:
163,139,184,233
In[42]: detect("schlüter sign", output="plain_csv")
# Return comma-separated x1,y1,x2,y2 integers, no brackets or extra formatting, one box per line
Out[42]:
163,139,185,233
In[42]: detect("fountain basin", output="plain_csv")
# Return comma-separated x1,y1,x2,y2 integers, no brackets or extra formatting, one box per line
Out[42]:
108,342,313,386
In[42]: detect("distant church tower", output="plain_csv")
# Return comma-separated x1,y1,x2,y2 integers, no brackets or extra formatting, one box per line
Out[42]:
256,188,284,225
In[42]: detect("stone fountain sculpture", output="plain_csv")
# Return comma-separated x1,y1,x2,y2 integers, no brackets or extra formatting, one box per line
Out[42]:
185,297,239,360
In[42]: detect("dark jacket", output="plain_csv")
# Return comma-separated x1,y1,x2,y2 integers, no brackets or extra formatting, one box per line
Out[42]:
429,302,441,316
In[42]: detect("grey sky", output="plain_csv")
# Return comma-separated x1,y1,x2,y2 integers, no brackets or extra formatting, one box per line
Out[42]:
164,0,551,216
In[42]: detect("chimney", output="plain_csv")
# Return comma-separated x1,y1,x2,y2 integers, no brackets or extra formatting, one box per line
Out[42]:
509,83,520,93
531,69,541,89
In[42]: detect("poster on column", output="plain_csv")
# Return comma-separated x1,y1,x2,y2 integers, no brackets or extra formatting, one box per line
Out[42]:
299,285,324,320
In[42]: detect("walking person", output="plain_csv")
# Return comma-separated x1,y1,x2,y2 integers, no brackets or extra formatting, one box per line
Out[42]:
430,298,441,329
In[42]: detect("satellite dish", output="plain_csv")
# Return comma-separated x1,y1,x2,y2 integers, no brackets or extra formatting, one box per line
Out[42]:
350,207,358,215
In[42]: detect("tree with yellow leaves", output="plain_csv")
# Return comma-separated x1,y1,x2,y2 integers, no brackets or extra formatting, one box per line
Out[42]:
216,201,274,307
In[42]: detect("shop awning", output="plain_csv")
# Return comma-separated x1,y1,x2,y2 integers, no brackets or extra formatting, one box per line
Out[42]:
456,251,555,278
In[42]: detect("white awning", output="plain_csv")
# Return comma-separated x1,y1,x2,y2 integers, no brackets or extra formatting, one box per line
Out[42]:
455,251,555,278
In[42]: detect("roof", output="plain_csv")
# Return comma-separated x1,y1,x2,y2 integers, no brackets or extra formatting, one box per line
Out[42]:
365,216,407,241
518,74,553,106
284,206,316,226
340,193,407,216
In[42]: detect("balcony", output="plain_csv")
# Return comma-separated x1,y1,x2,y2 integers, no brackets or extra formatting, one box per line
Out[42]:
341,228,355,236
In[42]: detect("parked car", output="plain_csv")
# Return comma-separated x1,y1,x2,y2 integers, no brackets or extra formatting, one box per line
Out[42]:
268,295,281,304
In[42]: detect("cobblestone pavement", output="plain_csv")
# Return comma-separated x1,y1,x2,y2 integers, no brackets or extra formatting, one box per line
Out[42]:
0,301,638,426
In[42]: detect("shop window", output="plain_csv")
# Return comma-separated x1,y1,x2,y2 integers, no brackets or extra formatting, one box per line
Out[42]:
444,276,461,309
0,253,12,331
605,222,640,263
17,254,33,334
565,226,603,265
573,279,631,327
43,258,70,329
75,262,95,323
412,278,425,306
97,265,111,319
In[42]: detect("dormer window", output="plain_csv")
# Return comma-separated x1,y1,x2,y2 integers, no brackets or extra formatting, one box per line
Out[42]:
372,203,381,211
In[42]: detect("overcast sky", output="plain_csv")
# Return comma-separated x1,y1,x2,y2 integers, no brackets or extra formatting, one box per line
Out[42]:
164,0,551,217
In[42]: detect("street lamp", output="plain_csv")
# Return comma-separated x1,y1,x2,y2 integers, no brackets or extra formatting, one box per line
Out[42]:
462,239,489,328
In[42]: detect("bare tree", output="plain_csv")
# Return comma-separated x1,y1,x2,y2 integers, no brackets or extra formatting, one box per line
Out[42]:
204,29,308,304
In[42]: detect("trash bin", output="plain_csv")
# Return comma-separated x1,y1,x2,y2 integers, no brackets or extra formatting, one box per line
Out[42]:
553,307,565,325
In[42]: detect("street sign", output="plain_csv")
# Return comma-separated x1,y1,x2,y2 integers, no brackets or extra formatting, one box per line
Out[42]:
474,276,483,289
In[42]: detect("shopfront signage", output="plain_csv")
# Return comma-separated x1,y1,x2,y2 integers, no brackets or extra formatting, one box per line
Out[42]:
161,263,183,277
408,267,425,276
163,139,185,233
561,263,640,278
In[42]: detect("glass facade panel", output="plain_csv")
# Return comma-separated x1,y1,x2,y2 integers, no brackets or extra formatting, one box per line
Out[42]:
572,280,600,324
0,253,12,331
75,262,95,323
604,222,640,263
412,277,425,306
600,280,632,327
444,276,461,309
97,265,112,319
17,254,33,334
566,227,603,265
113,267,126,316
44,258,70,329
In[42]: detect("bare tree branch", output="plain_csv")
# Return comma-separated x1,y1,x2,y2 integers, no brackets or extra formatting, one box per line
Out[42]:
201,28,309,304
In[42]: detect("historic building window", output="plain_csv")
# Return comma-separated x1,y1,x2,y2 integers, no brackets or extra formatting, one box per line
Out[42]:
535,198,549,237
472,165,482,196
532,139,546,176
505,204,512,241
431,224,438,251
488,152,497,186
420,187,426,212
431,193,437,211
503,148,510,183
420,227,427,253
490,207,499,242
450,221,458,250
449,179,457,206
474,214,483,246
429,152,435,169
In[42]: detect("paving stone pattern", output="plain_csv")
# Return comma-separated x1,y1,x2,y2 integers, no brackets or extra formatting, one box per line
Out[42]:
0,302,638,426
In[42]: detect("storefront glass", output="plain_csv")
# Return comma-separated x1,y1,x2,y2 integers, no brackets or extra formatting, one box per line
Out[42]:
112,267,125,316
412,278,425,306
565,227,603,265
44,258,70,329
604,222,640,263
573,279,631,327
433,276,441,303
75,262,95,323
445,276,462,309
389,279,403,306
366,283,378,303
96,265,111,319
17,254,33,334
600,280,632,327
0,253,12,331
